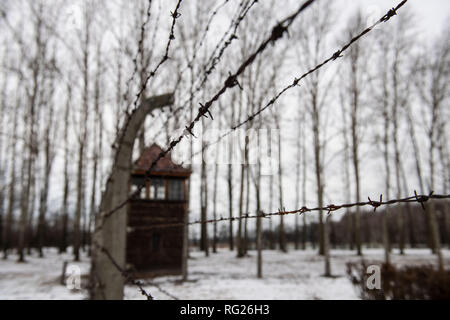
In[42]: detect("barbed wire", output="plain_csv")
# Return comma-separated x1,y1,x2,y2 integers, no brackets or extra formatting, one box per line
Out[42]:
96,0,317,228
180,0,233,76
129,0,183,113
124,0,153,102
93,0,414,299
127,192,450,231
147,0,258,144
110,0,184,175
92,241,154,300
144,281,180,300
185,0,409,161
198,0,258,90
95,191,448,299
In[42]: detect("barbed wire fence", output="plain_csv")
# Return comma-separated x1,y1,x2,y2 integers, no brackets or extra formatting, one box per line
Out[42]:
147,0,259,144
96,191,449,299
89,0,450,301
95,0,317,230
184,0,409,162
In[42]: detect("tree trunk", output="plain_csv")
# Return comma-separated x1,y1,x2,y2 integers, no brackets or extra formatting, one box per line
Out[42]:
428,133,443,270
392,59,405,255
227,100,235,251
18,63,39,262
59,83,71,254
350,57,362,256
37,118,53,258
294,125,301,250
212,116,222,254
244,156,249,255
200,123,209,256
37,66,55,257
277,125,287,252
227,163,234,250
26,161,37,255
0,68,5,255
255,138,263,278
2,93,20,259
269,137,275,250
312,101,324,256
323,214,332,277
212,163,218,253
301,121,307,251
74,11,91,261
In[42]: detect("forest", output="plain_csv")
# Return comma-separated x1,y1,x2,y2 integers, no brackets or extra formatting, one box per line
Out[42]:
0,0,449,300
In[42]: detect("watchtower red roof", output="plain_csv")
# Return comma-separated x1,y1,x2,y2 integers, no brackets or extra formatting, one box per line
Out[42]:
133,143,190,176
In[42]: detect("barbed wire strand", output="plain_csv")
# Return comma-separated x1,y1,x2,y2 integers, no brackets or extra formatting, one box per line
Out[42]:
109,0,184,176
145,281,180,300
148,0,258,143
96,191,448,298
94,0,421,299
127,192,449,230
131,0,183,112
185,0,409,162
93,241,154,300
124,0,154,101
96,0,317,229
180,0,233,76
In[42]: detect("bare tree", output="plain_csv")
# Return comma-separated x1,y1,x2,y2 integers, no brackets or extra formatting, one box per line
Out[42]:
2,86,21,259
274,113,287,253
301,115,308,250
36,51,57,257
17,1,47,262
296,2,336,256
413,30,449,269
58,78,72,254
341,12,372,256
73,2,93,262
389,11,416,255
0,49,7,254
88,42,104,256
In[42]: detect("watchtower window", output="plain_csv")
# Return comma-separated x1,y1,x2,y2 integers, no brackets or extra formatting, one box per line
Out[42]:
168,179,184,200
150,178,165,200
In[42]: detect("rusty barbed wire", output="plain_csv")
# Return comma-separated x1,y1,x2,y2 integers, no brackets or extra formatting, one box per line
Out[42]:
186,0,409,161
94,0,421,300
94,191,449,300
124,0,153,102
180,0,232,76
126,192,449,231
130,0,183,113
199,0,258,90
96,0,316,228
96,191,448,299
144,280,180,300
92,241,154,300
147,0,258,144
110,0,184,174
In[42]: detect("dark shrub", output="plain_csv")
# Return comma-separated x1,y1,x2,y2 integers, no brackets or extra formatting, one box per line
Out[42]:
346,261,450,300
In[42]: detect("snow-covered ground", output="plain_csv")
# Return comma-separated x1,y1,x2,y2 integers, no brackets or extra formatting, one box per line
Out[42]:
1,247,449,300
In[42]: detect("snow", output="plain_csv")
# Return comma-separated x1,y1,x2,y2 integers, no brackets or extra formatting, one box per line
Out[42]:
0,248,89,300
1,247,448,300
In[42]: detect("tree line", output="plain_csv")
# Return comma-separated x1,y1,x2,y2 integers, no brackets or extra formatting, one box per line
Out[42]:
0,0,448,278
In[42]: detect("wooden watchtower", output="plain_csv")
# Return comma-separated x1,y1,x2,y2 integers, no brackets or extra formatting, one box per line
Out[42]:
126,143,191,277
